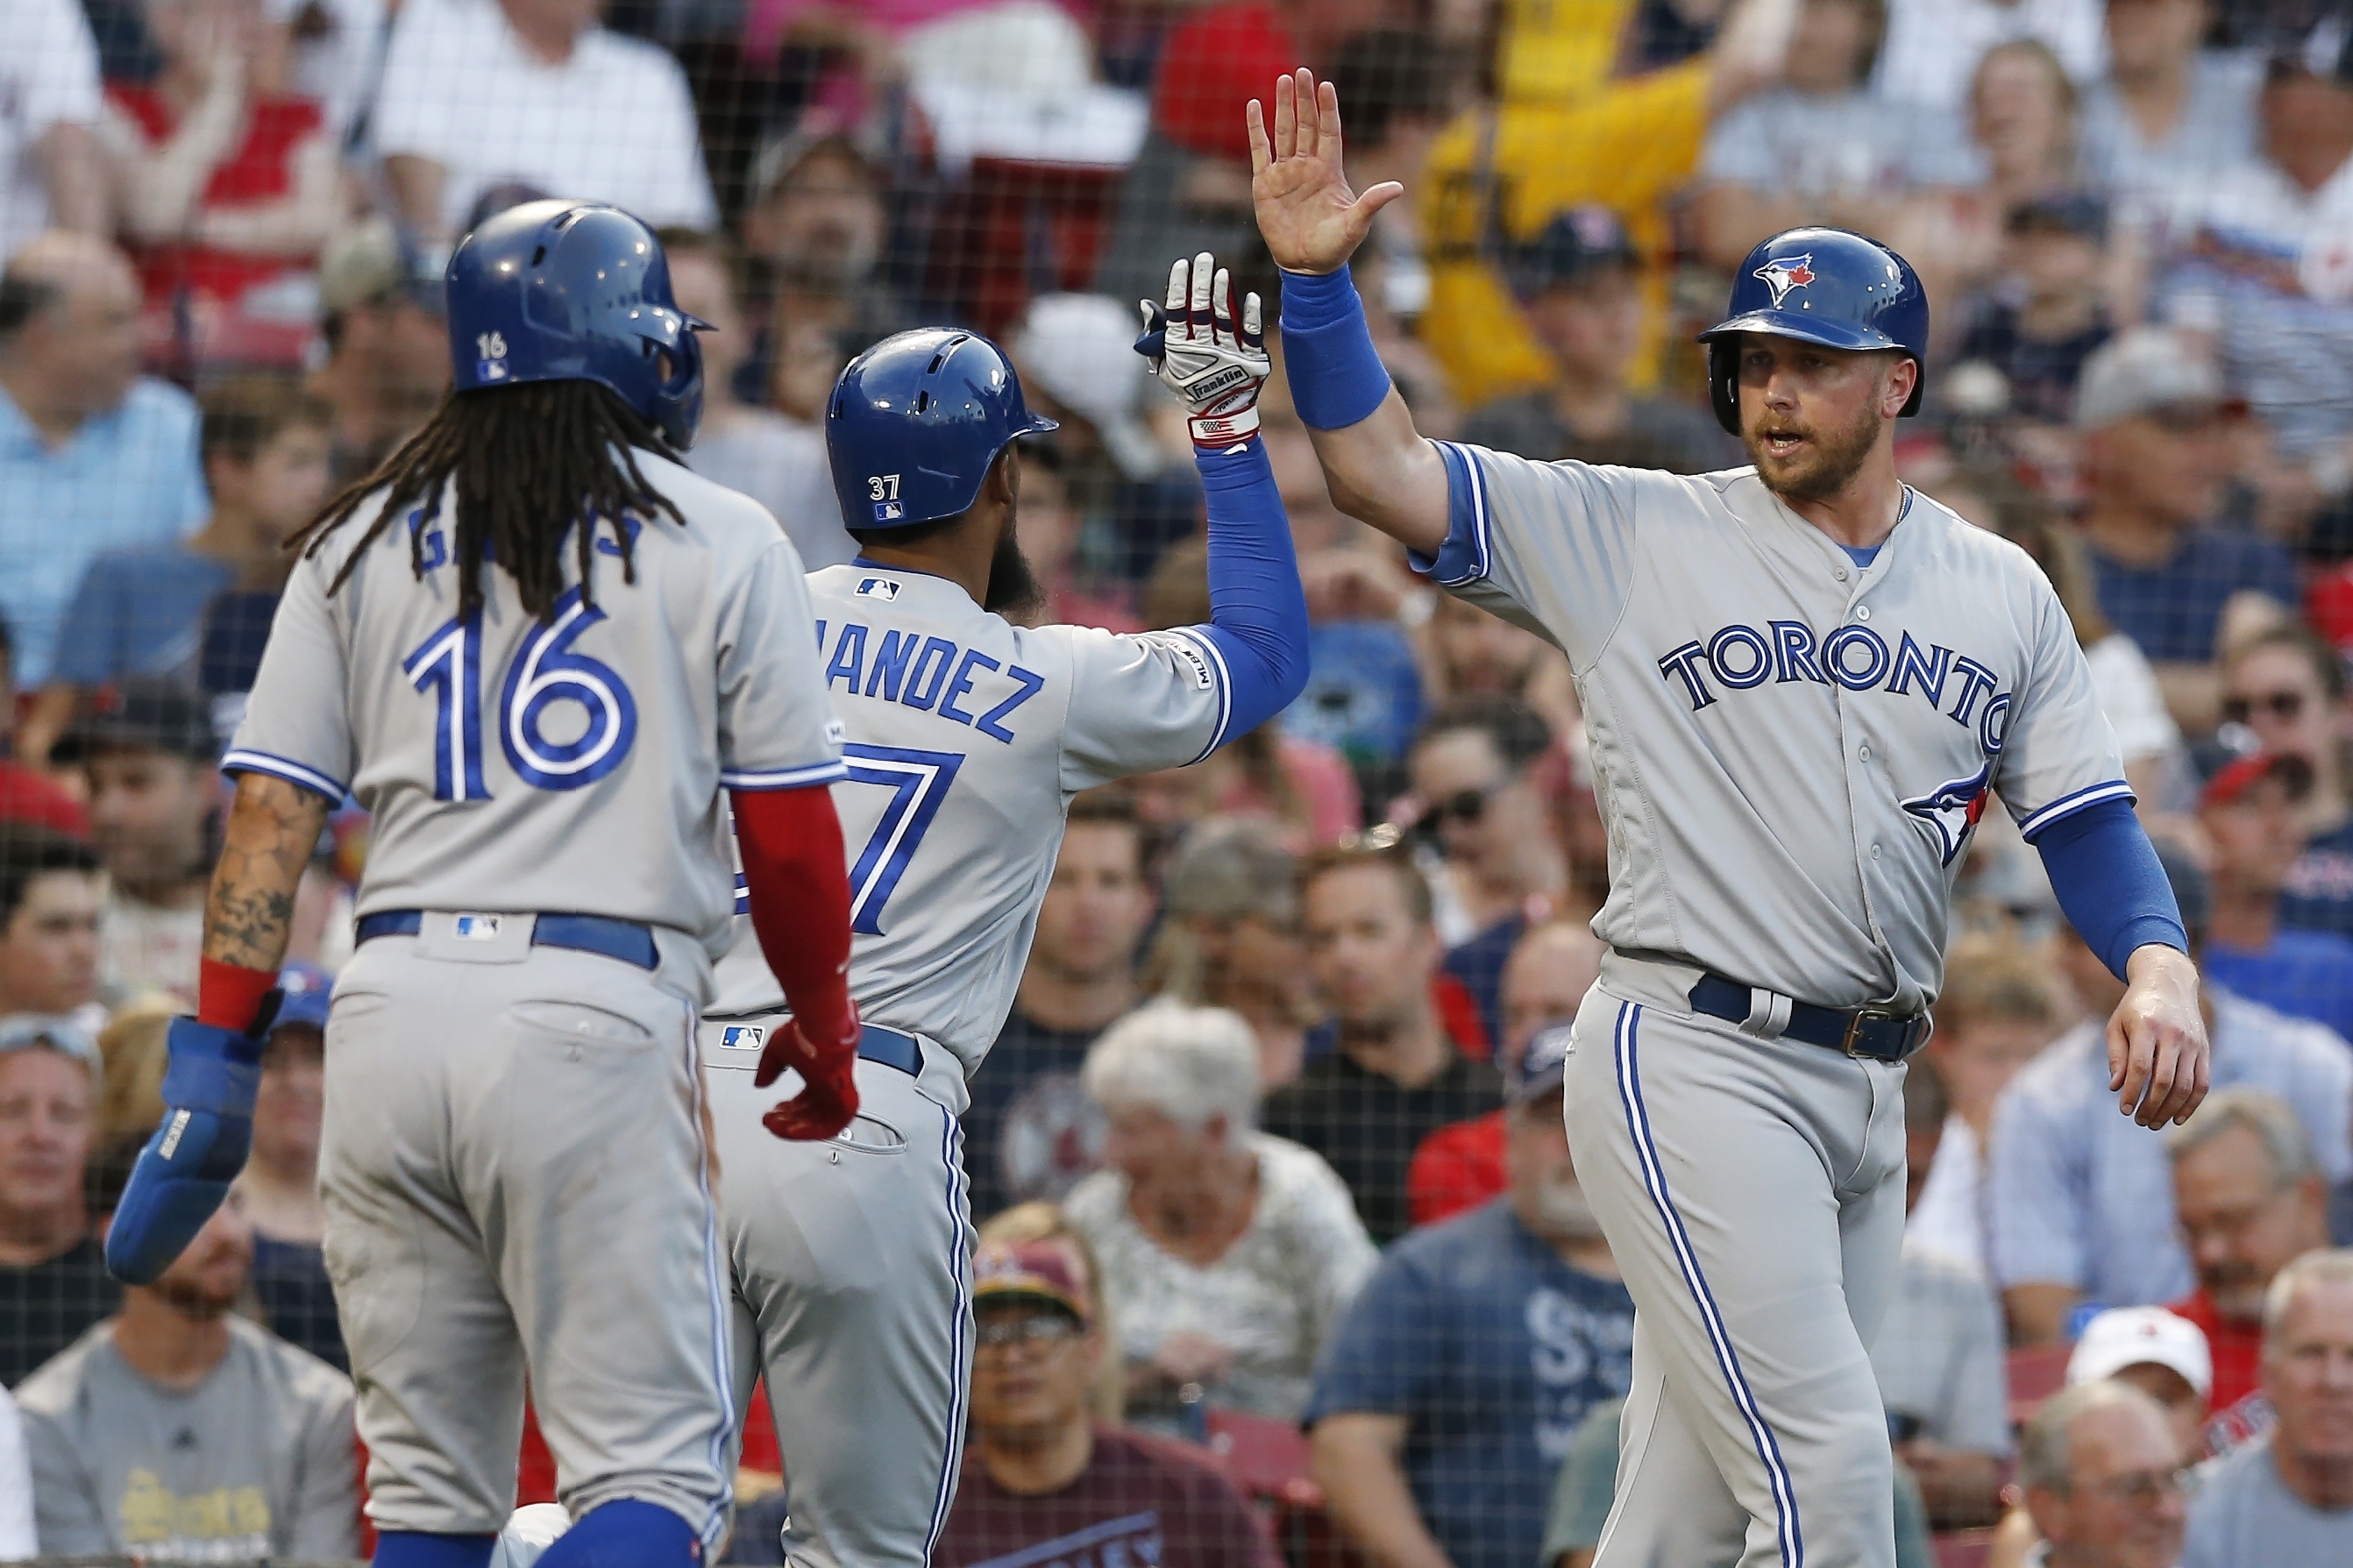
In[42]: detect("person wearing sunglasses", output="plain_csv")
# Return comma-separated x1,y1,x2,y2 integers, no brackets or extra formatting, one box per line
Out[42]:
2221,624,2353,940
2194,749,2353,1042
2017,1380,2190,1568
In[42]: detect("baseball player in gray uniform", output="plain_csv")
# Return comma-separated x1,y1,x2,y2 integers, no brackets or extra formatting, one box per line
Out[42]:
103,203,865,1568
1250,71,2211,1568
698,257,1309,1568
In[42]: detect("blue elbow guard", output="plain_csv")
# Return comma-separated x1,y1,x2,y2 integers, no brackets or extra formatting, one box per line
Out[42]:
104,1010,273,1285
1278,266,1392,431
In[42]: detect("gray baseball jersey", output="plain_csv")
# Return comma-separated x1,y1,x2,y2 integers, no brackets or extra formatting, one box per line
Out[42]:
1422,443,2127,1015
226,453,845,959
707,560,1234,1068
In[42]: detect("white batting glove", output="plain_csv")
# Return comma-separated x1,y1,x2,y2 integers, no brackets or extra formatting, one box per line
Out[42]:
1135,252,1269,451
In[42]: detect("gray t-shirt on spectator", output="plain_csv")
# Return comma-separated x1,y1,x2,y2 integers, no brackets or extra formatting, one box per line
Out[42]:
1869,1241,2012,1457
2079,51,2262,236
2181,1433,2353,1566
15,1316,359,1561
1699,89,1985,198
685,408,856,571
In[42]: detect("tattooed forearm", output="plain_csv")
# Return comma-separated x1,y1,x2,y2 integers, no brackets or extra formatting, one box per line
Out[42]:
204,773,332,970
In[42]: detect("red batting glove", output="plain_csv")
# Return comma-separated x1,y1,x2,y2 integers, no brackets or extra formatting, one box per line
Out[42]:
756,1004,862,1142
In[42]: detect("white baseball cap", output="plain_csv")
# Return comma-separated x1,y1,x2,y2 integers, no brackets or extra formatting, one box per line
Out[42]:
2066,1306,2213,1400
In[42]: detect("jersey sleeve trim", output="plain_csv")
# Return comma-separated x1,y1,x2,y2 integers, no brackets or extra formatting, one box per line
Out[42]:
721,760,850,791
220,749,347,805
1162,626,1235,765
1407,442,1493,587
2017,779,2137,841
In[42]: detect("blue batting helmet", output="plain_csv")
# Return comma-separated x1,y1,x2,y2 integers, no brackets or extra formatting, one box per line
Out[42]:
1696,227,1929,436
828,329,1057,531
444,200,711,451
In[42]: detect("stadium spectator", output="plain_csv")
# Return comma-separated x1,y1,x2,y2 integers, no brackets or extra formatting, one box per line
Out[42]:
17,1188,359,1557
2167,1089,2335,1420
0,0,105,262
375,0,718,242
2221,625,2353,937
2016,1381,2190,1568
934,1234,1282,1568
1690,0,1983,274
236,962,340,1371
968,792,1153,1223
2078,0,2263,234
2180,1249,2353,1562
1953,193,2115,427
662,228,850,571
1142,822,1315,1089
740,129,917,404
1262,846,1504,1242
1987,856,2352,1344
1418,592,1578,741
2069,1305,2214,1460
95,0,339,320
38,375,330,736
1067,1004,1375,1433
0,826,103,1029
305,215,448,484
272,0,385,145
2197,749,2353,1038
53,680,221,1003
1409,698,1566,1043
0,1014,112,1387
0,619,86,838
1304,1025,1634,1568
1950,470,2182,808
1907,930,2070,1275
1873,0,2107,114
1873,1057,2011,1528
2071,325,2300,733
0,232,207,692
1967,39,2088,224
1460,206,1732,474
1408,922,1603,1229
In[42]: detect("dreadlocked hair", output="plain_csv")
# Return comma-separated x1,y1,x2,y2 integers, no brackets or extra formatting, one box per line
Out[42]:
287,380,686,620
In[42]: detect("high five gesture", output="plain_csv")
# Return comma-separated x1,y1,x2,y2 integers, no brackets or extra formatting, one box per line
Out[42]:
1248,68,1401,277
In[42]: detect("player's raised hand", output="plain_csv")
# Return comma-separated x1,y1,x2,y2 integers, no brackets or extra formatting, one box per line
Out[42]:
2106,945,2210,1130
1136,252,1268,451
1248,67,1402,276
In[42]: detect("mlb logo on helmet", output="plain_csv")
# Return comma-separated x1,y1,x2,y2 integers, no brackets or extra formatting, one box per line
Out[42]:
1753,254,1816,308
874,501,904,522
720,1025,768,1052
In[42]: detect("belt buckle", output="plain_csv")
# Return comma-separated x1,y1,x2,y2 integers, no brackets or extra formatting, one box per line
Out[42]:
1840,1008,1904,1059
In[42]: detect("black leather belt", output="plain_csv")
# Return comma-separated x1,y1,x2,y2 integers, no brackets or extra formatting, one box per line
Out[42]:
355,910,658,971
710,1018,923,1077
1688,973,1930,1062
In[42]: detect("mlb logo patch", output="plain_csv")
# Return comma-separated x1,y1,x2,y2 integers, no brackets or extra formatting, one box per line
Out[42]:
720,1025,768,1052
479,360,509,382
873,501,904,522
856,577,902,600
453,914,502,940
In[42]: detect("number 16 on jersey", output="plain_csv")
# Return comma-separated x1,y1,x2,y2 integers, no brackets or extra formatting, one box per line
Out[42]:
402,587,641,799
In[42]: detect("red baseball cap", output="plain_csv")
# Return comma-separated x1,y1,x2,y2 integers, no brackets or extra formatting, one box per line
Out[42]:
972,1241,1092,1325
1152,3,1301,161
2199,749,2314,812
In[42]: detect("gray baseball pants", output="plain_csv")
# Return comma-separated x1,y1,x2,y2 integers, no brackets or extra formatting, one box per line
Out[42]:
1563,958,1909,1568
318,913,736,1547
700,1016,977,1568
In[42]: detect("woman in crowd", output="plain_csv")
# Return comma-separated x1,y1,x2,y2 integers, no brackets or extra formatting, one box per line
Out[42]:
1970,38,2086,223
98,0,342,327
2222,623,2353,936
1064,1004,1377,1437
1141,822,1321,1087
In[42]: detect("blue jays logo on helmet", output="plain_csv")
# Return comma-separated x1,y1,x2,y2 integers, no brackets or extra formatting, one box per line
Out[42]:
1752,253,1816,308
1902,763,1994,868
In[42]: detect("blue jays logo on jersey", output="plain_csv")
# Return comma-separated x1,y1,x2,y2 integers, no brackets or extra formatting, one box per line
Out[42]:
1902,763,1993,868
856,577,902,600
719,1024,768,1052
1753,253,1816,308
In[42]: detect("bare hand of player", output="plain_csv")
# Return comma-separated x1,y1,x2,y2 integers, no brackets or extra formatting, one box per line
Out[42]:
1248,68,1402,276
2107,945,2209,1129
757,1010,862,1142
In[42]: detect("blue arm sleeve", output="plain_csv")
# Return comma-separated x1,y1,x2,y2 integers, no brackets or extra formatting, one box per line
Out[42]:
1278,265,1394,431
1187,438,1311,743
2030,797,2189,981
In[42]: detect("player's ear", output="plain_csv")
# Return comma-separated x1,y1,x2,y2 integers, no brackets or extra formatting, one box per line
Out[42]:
1882,353,1918,419
983,446,1020,508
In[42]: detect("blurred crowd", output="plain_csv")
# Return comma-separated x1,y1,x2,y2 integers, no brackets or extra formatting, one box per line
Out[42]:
6,0,2353,1563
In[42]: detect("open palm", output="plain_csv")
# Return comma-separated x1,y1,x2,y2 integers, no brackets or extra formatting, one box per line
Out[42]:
1249,68,1403,277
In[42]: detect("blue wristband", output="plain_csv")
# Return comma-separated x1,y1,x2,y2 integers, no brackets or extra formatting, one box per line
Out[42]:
1279,265,1393,432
